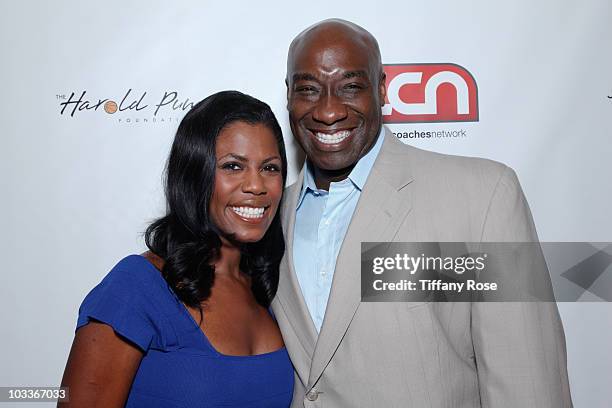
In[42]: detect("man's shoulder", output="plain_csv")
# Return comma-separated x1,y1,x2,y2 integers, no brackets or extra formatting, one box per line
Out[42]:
379,133,534,242
284,180,302,195
380,133,513,189
280,178,303,220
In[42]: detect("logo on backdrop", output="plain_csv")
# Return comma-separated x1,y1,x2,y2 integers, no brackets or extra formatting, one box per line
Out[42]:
382,63,478,124
55,89,195,124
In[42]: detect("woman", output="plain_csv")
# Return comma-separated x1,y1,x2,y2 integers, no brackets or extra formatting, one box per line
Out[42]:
60,91,292,407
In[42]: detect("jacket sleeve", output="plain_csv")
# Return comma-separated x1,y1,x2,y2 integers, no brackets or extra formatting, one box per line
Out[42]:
472,166,573,407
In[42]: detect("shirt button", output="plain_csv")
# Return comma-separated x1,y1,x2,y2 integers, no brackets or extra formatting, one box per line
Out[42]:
324,219,330,225
306,390,319,401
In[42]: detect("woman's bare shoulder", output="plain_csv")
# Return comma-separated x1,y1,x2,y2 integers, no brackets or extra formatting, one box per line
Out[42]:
141,250,165,271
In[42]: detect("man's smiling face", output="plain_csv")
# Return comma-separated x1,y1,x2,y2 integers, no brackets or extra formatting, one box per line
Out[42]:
286,24,386,181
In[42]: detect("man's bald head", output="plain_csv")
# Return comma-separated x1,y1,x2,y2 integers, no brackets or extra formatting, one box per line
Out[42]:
287,19,382,82
285,19,387,189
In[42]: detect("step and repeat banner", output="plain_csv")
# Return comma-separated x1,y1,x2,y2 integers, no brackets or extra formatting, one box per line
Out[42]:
1,0,611,406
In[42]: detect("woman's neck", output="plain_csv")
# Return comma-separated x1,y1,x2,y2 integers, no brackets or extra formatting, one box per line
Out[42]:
213,238,244,281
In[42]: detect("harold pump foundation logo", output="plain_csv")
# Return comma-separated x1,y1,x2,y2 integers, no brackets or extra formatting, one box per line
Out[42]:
382,63,479,123
56,89,195,124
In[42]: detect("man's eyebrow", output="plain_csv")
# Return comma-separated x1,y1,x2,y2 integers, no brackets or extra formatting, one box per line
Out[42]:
343,70,368,79
292,73,318,82
218,153,248,162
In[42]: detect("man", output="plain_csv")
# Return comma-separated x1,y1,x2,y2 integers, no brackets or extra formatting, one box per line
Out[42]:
271,19,572,407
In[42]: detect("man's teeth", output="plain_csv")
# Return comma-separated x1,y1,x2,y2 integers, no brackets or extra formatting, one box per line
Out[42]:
231,206,265,219
315,130,351,144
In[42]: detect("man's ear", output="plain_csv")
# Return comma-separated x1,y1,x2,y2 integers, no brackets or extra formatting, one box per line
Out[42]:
285,77,290,109
379,72,387,106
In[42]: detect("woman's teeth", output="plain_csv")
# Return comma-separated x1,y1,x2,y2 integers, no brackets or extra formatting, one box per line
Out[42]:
315,130,351,144
231,206,265,219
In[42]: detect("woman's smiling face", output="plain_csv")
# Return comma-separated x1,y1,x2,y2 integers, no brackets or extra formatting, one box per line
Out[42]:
209,121,284,244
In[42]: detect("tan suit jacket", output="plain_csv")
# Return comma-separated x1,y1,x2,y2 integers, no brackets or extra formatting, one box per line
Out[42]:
271,127,572,407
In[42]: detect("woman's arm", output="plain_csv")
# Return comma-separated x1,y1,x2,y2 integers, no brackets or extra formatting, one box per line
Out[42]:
59,322,143,408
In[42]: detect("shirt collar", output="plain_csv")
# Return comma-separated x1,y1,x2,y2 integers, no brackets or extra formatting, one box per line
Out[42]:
348,126,384,190
297,126,385,207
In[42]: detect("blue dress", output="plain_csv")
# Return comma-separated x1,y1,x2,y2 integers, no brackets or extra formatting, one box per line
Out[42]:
76,255,293,407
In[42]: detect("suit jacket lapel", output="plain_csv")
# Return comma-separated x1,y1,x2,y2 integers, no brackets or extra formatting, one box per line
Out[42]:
273,167,318,384
308,128,415,386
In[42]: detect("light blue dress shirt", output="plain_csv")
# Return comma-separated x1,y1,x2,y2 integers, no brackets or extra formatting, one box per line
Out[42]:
293,129,384,332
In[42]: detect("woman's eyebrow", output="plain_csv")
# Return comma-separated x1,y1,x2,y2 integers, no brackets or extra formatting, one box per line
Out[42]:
218,153,248,162
262,156,281,164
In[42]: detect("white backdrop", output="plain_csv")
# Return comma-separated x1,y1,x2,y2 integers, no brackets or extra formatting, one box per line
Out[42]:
1,1,611,406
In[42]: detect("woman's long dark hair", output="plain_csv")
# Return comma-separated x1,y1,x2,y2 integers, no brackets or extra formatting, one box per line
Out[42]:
145,91,287,308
